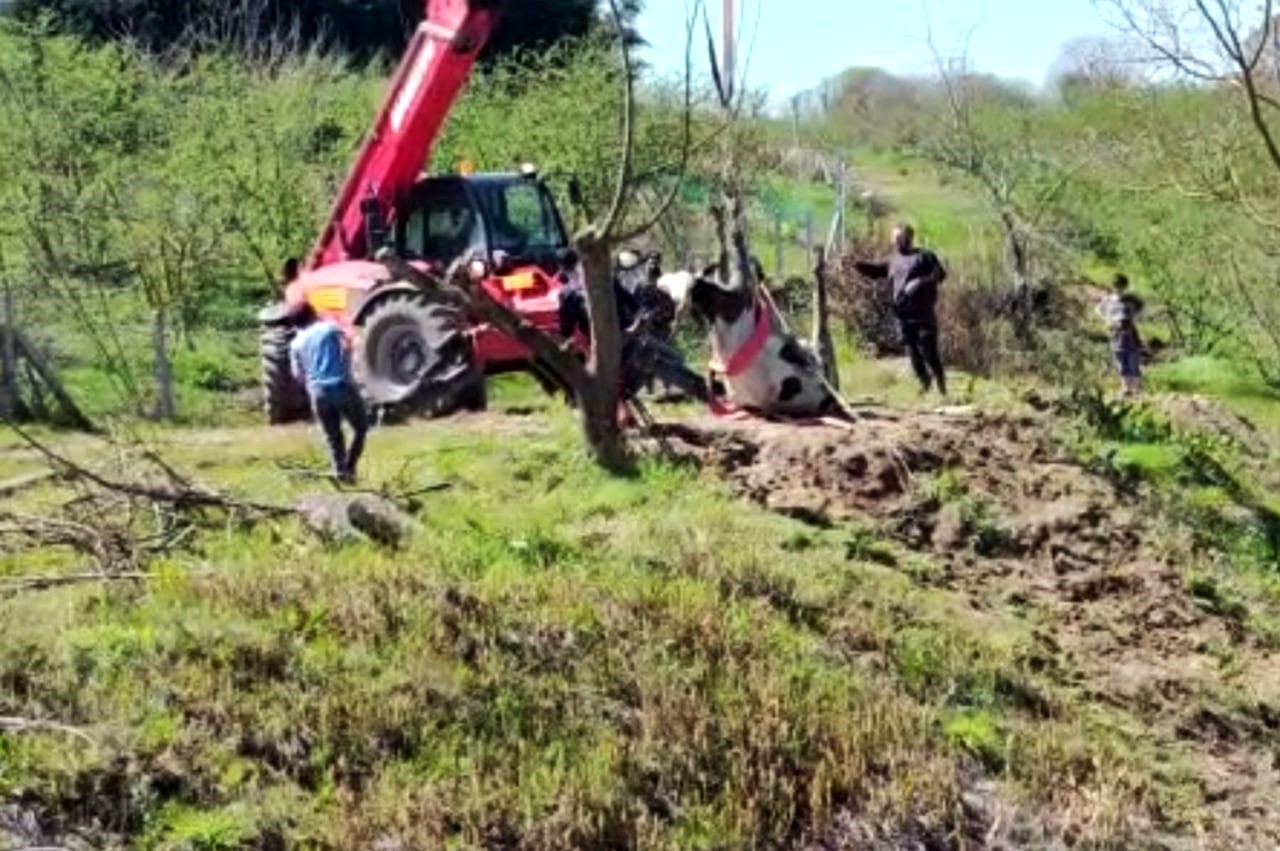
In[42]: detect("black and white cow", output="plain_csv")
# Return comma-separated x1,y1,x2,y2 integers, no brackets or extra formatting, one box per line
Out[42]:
657,259,845,419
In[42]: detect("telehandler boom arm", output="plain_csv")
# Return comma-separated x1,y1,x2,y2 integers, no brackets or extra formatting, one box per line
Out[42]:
305,0,498,271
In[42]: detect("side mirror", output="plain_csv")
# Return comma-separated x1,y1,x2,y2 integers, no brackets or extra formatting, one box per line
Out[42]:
567,177,584,208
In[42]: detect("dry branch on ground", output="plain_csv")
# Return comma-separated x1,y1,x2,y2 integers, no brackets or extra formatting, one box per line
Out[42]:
0,425,429,583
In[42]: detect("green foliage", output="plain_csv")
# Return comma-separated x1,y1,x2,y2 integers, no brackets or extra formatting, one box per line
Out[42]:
0,20,713,422
1068,393,1279,569
436,35,706,229
10,0,627,63
944,708,1006,773
0,413,1185,847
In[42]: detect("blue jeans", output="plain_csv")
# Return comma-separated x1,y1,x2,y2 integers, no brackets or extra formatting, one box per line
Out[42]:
1112,348,1141,379
310,382,369,478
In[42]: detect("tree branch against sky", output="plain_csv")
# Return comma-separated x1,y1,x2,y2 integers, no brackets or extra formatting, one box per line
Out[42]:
1096,0,1280,173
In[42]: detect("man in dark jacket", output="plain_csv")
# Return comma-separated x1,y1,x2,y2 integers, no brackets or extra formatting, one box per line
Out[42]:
555,249,707,407
852,223,948,397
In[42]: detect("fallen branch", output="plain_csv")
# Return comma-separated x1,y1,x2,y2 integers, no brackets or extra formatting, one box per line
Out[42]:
8,422,293,518
0,469,58,498
273,459,454,507
0,715,95,745
0,571,151,597
5,418,444,564
379,253,588,397
0,508,140,572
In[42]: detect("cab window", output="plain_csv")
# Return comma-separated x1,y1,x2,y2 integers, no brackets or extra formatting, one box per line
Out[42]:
475,181,565,256
403,183,483,263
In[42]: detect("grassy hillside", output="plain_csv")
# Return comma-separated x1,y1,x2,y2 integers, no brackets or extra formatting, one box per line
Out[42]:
4,13,1280,850
3,379,1279,848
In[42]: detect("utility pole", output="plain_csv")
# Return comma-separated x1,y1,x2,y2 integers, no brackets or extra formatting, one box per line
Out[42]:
722,0,735,101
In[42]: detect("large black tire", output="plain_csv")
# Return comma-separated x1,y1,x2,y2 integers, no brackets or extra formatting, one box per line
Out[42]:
259,324,310,425
354,288,486,423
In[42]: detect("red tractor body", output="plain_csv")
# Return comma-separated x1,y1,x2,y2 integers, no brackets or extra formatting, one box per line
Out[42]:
258,0,575,423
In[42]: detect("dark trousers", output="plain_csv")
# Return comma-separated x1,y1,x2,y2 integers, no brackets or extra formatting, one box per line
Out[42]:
311,382,369,477
621,335,708,402
900,315,946,394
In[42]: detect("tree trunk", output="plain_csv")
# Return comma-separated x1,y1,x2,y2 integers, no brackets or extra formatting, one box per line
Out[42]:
730,192,753,291
1,280,15,421
574,230,630,473
152,308,176,421
1001,210,1029,286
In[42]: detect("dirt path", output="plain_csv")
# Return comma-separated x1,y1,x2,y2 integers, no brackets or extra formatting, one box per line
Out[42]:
652,407,1280,848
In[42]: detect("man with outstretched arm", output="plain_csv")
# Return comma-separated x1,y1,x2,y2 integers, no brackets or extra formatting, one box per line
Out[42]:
852,223,949,397
288,302,370,484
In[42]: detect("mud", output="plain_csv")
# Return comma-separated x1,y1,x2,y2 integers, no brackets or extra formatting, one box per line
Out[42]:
654,407,1280,849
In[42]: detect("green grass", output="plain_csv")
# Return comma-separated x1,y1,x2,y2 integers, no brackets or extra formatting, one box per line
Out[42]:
0,408,1194,848
1148,355,1280,433
844,146,1001,260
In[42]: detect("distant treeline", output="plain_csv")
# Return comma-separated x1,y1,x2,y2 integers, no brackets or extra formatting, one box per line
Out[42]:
5,0,642,62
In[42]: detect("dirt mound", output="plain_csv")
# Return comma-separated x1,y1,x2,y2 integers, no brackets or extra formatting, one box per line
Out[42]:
654,408,1280,848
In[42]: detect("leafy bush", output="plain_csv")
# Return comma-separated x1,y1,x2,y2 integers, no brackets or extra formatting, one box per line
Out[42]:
9,0,619,63
0,17,718,421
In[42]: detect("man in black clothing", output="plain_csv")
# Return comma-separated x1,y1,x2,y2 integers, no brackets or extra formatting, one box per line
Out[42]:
852,223,948,397
636,250,677,342
555,249,708,405
556,249,642,342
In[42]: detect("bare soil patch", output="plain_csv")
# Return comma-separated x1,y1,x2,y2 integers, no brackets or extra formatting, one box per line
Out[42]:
654,408,1280,848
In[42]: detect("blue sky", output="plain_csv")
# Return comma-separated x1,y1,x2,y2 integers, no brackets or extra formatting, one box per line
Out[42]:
635,0,1111,102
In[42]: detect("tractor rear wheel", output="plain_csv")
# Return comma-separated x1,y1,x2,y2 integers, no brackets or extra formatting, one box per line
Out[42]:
355,288,486,423
259,324,310,425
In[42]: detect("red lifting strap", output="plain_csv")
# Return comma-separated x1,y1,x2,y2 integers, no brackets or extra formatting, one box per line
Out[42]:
708,297,771,378
706,296,773,418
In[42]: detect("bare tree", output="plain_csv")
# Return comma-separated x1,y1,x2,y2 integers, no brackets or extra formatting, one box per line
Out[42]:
1096,0,1280,172
383,0,703,473
1098,0,1280,381
1048,35,1150,93
918,11,1070,298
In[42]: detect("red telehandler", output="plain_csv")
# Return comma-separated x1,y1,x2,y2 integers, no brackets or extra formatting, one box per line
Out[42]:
257,0,575,424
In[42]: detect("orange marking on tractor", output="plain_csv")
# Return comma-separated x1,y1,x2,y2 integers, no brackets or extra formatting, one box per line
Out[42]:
307,287,349,312
500,272,537,292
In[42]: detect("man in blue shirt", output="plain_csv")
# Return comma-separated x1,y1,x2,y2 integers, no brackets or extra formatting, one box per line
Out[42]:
288,303,370,483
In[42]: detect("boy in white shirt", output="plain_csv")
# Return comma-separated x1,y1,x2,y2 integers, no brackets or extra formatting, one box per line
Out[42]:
1096,273,1145,398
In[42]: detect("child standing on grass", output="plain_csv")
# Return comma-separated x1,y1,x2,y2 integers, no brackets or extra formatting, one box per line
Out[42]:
1097,273,1145,398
